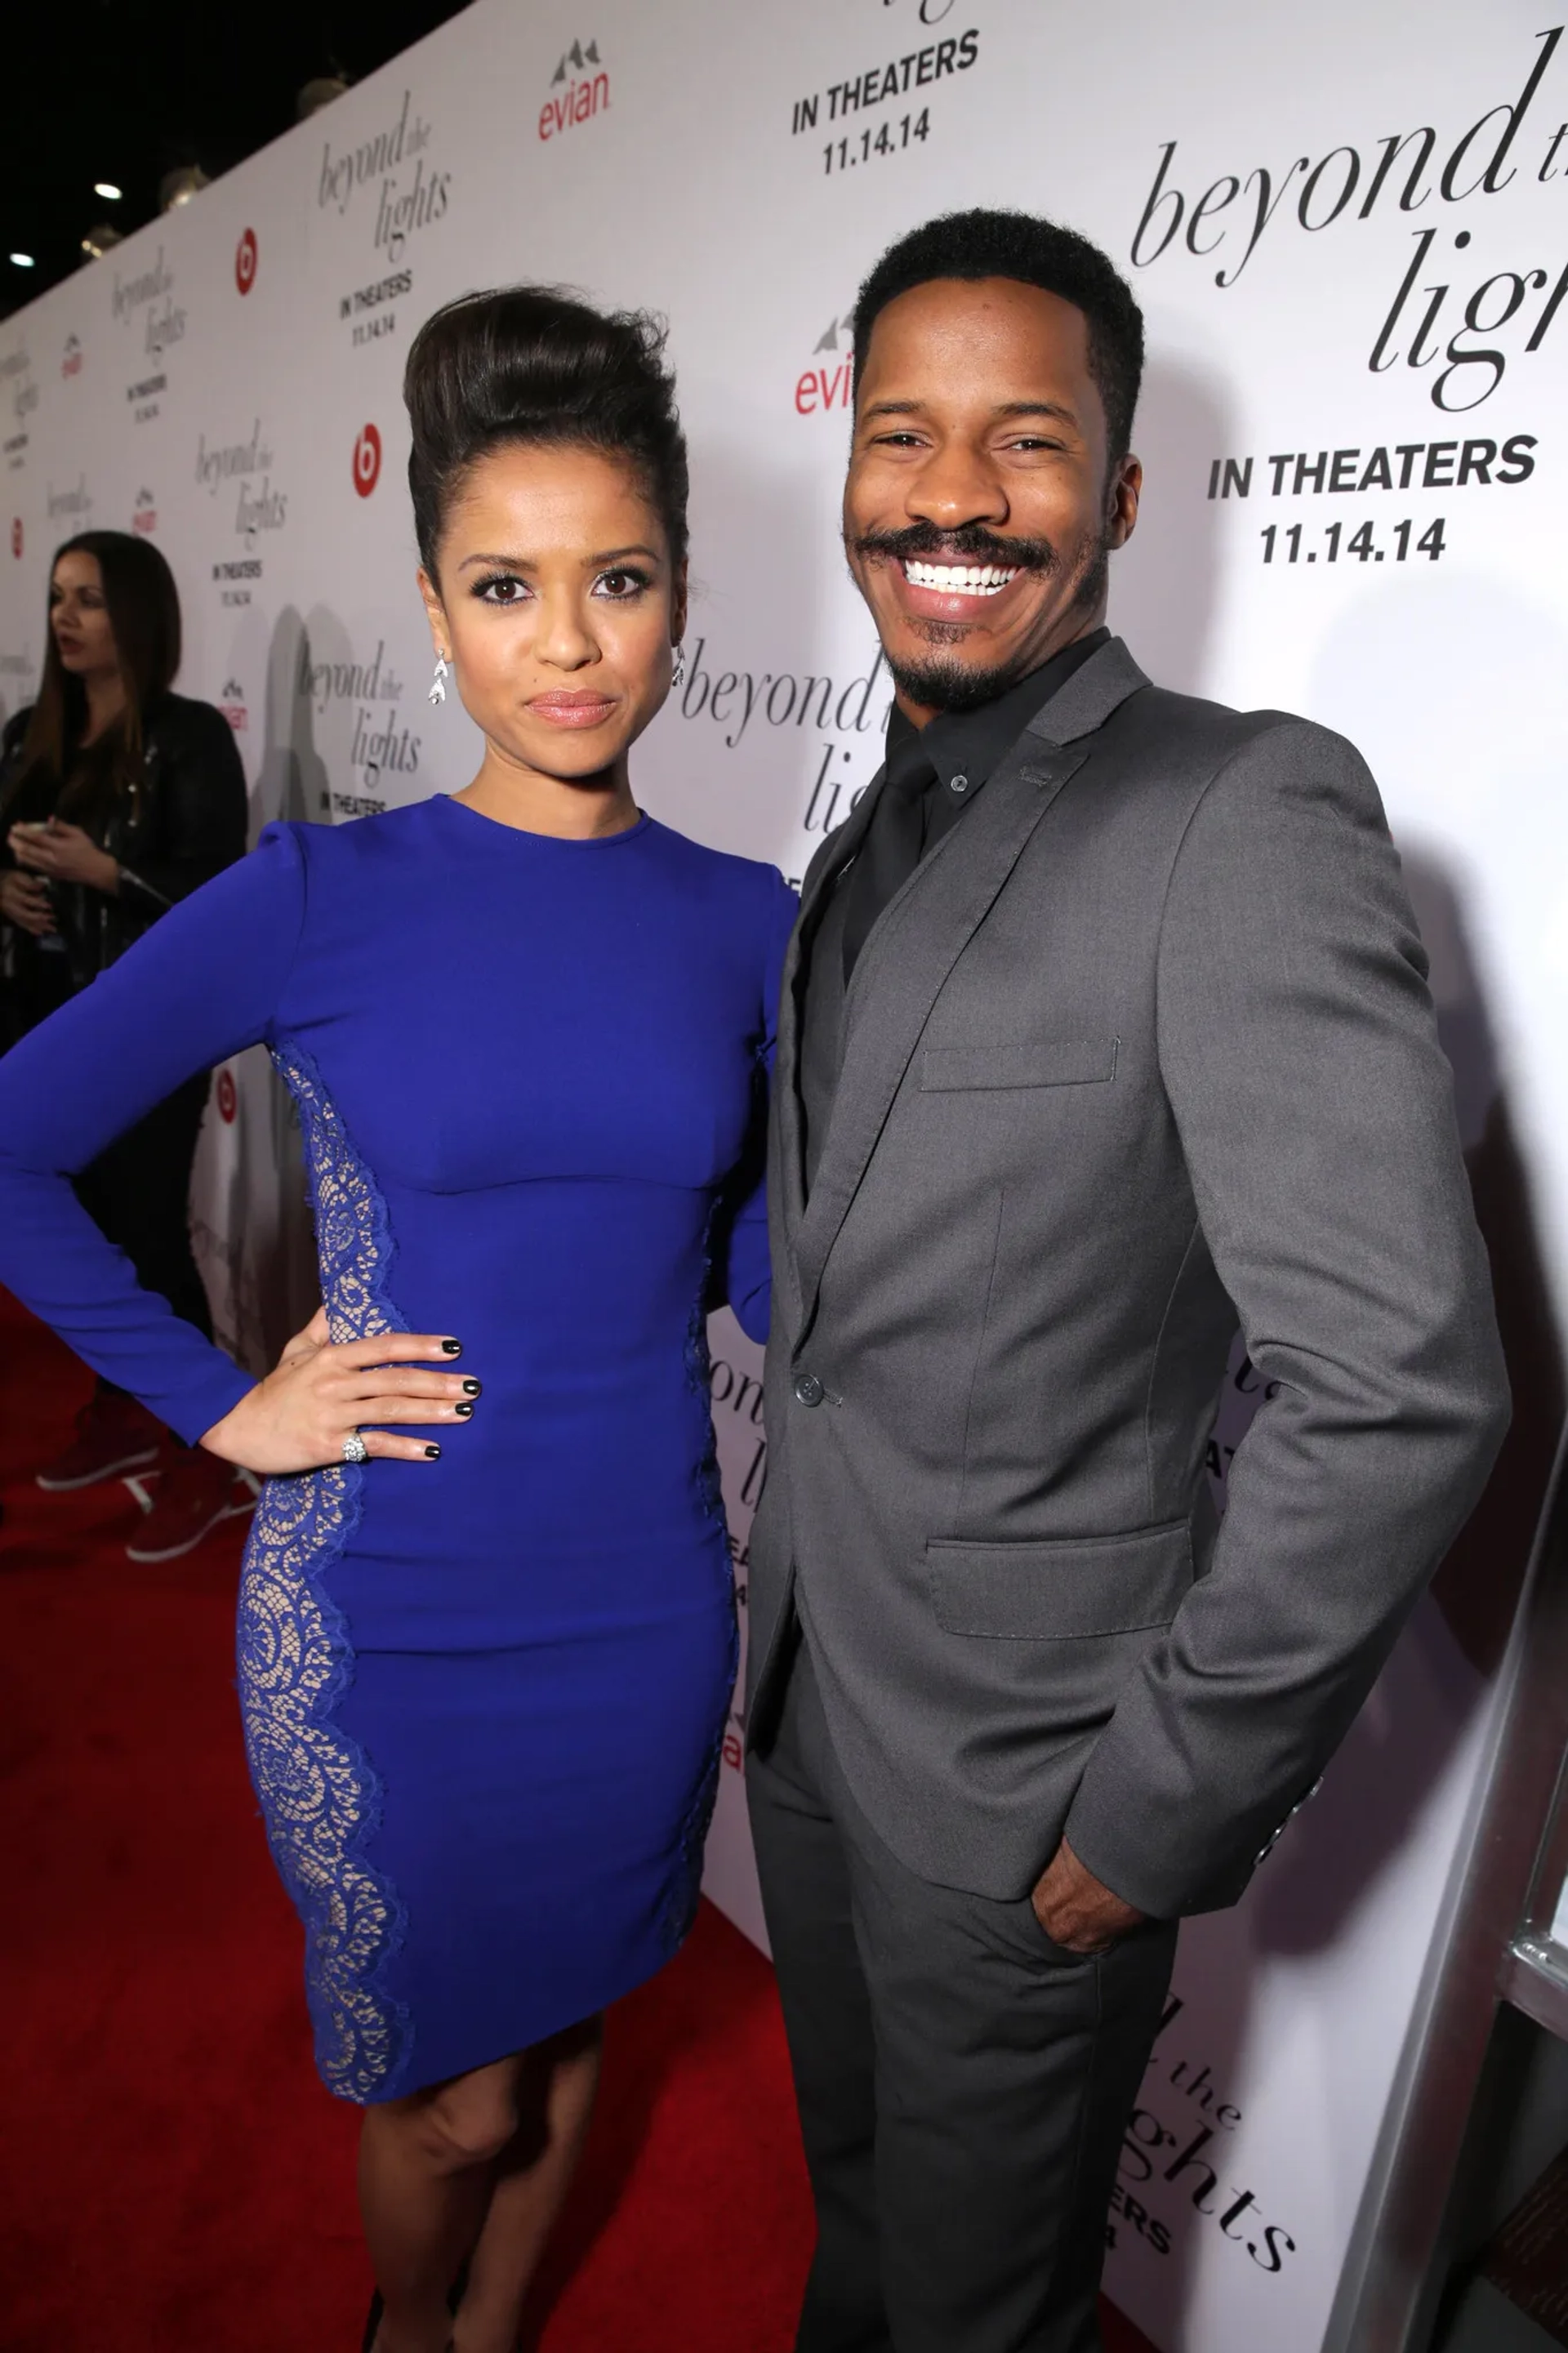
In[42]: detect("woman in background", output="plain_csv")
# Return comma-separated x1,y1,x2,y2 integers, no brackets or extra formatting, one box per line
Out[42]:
0,530,249,1558
0,288,795,2353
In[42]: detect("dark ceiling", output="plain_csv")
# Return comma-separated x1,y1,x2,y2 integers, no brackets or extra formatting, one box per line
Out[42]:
2,0,471,319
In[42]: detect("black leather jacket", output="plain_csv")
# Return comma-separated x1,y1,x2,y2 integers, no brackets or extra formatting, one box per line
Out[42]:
0,691,247,1036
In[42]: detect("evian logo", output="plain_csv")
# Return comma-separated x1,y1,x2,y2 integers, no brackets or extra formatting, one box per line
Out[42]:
220,678,248,733
62,335,83,379
795,311,855,414
540,37,609,140
132,487,158,536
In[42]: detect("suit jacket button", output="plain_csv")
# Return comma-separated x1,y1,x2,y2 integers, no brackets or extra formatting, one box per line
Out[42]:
793,1371,825,1407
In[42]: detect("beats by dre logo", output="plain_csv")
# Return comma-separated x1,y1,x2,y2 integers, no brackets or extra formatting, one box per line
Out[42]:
235,229,258,296
216,1067,238,1124
353,422,382,497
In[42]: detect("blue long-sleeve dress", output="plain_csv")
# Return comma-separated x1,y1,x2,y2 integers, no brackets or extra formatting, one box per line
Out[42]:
0,794,797,2102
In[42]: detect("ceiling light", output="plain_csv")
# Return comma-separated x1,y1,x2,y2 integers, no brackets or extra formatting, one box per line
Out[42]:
158,163,210,212
296,75,349,120
9,253,35,268
93,182,122,202
81,225,124,261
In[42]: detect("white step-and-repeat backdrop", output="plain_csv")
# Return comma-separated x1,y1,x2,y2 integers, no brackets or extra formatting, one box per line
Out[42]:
3,5,1566,2346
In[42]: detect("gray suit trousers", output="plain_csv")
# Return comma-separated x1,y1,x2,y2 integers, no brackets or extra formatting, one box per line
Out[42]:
749,1624,1178,2353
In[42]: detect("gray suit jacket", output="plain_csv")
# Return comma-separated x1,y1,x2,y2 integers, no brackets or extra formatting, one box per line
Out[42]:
746,638,1508,1918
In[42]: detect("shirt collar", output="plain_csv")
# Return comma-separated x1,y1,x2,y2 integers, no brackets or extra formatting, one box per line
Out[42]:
884,626,1111,802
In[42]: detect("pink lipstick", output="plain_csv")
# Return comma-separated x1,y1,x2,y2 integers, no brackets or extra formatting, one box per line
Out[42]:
528,690,617,729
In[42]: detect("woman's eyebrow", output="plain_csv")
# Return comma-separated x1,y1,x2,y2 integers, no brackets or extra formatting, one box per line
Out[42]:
456,544,661,570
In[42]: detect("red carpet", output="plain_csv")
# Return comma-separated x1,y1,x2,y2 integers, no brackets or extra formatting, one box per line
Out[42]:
0,1287,1156,2353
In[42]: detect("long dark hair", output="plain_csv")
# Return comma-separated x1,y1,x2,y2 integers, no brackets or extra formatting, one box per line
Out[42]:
5,531,182,831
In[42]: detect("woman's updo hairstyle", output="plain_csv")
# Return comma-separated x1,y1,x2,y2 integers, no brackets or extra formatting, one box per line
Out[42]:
403,285,688,581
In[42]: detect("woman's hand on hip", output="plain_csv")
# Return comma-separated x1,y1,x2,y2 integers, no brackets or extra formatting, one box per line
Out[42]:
0,867,57,935
199,1308,479,1473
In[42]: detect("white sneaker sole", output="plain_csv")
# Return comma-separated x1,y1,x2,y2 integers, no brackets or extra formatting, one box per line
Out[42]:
124,1492,256,1564
37,1444,160,1492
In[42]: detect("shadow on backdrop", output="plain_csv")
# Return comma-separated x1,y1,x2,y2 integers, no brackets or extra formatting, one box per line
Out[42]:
1250,578,1568,1953
1114,359,1232,696
1108,494,1566,2342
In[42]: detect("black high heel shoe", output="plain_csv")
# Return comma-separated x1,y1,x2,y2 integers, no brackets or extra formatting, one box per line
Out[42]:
363,2261,470,2349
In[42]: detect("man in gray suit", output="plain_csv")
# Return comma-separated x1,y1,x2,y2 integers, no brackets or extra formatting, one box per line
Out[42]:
744,207,1509,2353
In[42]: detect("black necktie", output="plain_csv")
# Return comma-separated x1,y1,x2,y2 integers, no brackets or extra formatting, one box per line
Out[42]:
840,734,937,983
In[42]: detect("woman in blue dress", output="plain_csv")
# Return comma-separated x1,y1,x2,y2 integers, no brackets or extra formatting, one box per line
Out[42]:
0,287,796,2353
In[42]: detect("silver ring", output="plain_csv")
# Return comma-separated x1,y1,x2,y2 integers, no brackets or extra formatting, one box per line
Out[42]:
341,1430,369,1466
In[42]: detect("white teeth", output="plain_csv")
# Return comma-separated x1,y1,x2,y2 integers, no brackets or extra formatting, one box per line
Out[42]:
902,559,1019,595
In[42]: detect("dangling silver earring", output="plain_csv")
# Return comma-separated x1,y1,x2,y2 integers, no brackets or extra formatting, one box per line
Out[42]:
671,644,685,690
428,654,450,706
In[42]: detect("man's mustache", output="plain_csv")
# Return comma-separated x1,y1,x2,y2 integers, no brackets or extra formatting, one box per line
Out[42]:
849,522,1059,573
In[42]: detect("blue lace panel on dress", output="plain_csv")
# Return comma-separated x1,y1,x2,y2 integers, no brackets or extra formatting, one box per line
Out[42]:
659,1197,740,1957
234,1036,414,2105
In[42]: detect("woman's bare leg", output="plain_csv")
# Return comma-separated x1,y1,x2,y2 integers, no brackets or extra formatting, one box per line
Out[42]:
359,2052,528,2353
452,2017,604,2353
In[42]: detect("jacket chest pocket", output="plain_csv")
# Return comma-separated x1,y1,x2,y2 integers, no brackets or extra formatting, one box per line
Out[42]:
920,1036,1118,1093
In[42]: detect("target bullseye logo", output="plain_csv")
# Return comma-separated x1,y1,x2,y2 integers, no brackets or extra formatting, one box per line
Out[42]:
10,519,21,559
353,423,383,497
235,228,258,296
216,1067,238,1124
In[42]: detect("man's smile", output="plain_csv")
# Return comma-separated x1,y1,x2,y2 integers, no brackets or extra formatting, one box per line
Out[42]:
881,550,1035,627
901,559,1018,595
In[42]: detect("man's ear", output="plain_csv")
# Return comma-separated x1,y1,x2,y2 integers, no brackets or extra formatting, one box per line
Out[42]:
1107,455,1142,550
416,566,451,658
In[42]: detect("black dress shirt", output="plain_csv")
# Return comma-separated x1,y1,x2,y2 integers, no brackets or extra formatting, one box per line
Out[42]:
839,627,1110,982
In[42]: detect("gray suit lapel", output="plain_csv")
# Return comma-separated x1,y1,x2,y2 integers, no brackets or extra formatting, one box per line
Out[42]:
1027,635,1148,747
791,738,1080,1323
790,637,1150,1328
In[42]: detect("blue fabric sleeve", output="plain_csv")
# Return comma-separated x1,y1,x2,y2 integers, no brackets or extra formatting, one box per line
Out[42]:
724,867,798,1346
0,825,308,1442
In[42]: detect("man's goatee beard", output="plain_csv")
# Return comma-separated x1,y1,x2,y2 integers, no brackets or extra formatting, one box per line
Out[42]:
886,535,1111,715
886,646,1035,715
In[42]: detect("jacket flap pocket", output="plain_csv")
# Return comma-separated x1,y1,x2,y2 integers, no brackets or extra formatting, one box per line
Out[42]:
925,1520,1193,1639
920,1037,1117,1092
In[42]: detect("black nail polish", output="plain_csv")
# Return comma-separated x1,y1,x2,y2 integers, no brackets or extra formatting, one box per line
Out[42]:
461,1379,481,1396
425,1444,442,1459
454,1401,474,1418
441,1339,462,1356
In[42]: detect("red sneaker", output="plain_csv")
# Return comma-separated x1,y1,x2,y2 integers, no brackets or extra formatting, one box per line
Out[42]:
35,1388,162,1491
124,1447,257,1563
